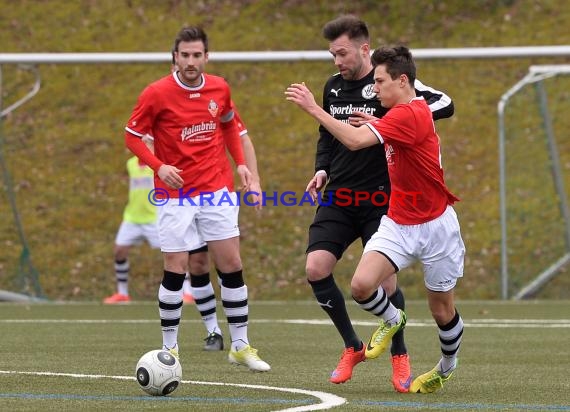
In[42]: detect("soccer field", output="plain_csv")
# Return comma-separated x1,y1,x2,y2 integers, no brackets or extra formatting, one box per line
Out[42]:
0,300,568,411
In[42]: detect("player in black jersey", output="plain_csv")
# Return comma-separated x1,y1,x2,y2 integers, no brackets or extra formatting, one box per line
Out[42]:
305,15,454,390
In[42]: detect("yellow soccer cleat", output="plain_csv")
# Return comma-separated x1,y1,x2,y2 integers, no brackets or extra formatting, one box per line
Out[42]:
365,310,407,359
162,343,179,360
410,362,455,394
228,345,271,372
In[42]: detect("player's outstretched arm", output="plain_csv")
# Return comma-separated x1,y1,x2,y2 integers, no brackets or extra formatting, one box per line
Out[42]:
285,82,377,151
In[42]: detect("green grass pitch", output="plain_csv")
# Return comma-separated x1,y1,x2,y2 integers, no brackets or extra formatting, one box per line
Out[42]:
0,300,568,411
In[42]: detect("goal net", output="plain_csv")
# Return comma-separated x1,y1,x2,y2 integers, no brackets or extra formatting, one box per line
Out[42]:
499,65,570,299
0,64,44,300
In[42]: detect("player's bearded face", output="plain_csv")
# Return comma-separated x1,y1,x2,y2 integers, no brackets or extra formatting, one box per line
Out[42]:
329,35,367,81
340,52,362,81
176,41,208,87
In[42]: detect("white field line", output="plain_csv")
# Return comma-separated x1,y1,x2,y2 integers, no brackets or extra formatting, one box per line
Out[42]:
0,370,345,412
0,318,569,327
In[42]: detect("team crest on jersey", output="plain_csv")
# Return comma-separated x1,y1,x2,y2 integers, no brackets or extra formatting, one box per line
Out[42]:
208,99,219,117
361,84,376,99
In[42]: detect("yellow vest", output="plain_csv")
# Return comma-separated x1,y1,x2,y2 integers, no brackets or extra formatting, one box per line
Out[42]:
123,156,157,224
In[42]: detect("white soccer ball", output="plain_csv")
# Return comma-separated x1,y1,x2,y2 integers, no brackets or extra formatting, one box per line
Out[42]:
135,349,182,396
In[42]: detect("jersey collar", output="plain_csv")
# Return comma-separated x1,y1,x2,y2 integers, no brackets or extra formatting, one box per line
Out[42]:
172,71,205,91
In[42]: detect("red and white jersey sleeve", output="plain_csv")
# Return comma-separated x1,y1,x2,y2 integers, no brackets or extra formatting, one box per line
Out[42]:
125,72,235,197
219,105,249,191
233,108,248,137
366,98,459,224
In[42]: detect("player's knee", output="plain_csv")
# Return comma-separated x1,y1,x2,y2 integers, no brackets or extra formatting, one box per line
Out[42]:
350,278,372,301
114,246,129,261
216,256,242,273
188,254,209,274
163,253,188,274
189,262,209,274
305,261,329,281
431,304,455,326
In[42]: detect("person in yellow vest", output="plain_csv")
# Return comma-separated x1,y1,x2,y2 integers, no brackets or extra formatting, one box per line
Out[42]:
104,135,195,303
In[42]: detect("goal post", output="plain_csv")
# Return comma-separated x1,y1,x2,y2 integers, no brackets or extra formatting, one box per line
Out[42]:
498,64,570,299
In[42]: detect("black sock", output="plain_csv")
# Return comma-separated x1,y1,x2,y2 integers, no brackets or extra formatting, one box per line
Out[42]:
309,274,361,350
189,272,211,288
216,268,244,288
389,287,407,356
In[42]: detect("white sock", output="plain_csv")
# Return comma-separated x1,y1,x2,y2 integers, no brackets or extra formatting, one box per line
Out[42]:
384,305,401,326
438,356,457,377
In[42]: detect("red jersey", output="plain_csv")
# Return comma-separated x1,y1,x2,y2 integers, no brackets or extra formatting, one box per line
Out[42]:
220,108,248,191
125,72,240,197
366,97,459,224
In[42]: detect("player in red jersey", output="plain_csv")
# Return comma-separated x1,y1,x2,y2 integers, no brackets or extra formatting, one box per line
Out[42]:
125,26,269,372
286,45,464,393
186,104,263,352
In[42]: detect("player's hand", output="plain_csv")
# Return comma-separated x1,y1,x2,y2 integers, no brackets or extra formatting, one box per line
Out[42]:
348,110,375,127
237,164,252,192
305,172,327,203
157,164,183,189
248,180,263,211
285,82,318,113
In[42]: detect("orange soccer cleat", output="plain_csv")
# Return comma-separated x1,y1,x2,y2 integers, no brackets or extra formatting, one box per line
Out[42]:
391,354,412,393
329,344,366,384
103,293,131,304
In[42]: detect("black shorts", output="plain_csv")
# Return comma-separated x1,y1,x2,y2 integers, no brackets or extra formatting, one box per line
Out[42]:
306,202,387,260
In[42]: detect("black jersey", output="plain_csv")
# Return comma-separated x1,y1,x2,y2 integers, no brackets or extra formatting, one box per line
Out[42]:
315,69,454,198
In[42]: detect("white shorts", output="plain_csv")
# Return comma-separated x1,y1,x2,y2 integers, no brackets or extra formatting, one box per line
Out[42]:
186,219,208,252
158,188,239,253
115,221,160,249
363,205,465,292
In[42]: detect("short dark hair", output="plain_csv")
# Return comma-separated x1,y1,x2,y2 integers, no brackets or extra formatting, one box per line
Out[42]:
173,26,208,53
371,46,416,84
322,15,369,43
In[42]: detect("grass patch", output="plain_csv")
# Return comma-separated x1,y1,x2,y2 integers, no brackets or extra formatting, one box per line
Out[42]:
0,300,569,411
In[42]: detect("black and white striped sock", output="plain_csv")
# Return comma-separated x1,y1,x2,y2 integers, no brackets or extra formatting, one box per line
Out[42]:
218,269,249,351
158,271,185,349
114,259,129,296
354,287,400,325
438,309,464,375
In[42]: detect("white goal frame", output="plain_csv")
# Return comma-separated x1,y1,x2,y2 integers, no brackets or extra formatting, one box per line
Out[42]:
498,64,570,299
